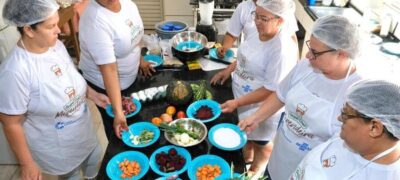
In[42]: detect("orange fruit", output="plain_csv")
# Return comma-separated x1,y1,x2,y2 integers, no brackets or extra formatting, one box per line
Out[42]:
151,117,162,126
166,106,176,116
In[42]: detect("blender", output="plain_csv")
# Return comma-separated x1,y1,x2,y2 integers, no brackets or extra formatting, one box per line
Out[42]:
196,0,218,42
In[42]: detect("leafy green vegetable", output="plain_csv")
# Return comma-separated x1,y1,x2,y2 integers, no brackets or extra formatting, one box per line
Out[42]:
138,129,154,144
159,123,200,139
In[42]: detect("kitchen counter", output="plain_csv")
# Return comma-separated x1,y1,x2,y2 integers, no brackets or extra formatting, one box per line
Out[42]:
97,69,246,179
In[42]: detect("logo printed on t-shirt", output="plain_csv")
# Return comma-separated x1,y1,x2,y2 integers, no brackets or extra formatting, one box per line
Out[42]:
290,167,305,180
286,103,314,139
322,155,336,168
125,19,142,45
64,87,76,100
51,64,62,77
234,52,254,81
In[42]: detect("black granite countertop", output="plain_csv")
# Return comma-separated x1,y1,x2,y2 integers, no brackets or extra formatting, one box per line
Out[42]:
97,69,246,179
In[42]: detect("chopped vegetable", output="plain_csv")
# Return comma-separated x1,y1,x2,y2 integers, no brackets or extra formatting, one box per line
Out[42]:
129,129,154,145
159,123,200,139
196,164,221,180
118,159,141,178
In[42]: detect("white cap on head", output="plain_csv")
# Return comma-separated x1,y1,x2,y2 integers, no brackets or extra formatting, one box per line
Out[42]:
2,0,59,27
312,15,360,59
256,0,295,20
346,79,400,139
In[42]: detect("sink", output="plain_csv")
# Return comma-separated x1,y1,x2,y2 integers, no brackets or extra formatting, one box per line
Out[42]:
308,6,362,25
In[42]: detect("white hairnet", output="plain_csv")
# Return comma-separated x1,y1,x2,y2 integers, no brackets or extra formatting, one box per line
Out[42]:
2,0,59,27
312,15,360,59
256,0,295,20
346,80,400,139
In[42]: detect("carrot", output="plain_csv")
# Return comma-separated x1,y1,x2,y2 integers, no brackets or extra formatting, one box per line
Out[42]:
196,164,221,180
119,159,141,178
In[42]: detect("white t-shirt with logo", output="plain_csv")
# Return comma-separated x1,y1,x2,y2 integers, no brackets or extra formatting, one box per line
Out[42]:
79,0,144,90
267,59,363,180
231,29,297,141
0,40,97,174
290,137,400,180
227,0,298,40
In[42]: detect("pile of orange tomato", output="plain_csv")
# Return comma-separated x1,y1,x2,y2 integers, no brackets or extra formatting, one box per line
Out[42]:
151,106,187,126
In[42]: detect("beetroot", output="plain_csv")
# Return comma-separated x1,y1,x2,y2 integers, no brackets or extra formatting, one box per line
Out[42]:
155,148,186,172
194,105,213,120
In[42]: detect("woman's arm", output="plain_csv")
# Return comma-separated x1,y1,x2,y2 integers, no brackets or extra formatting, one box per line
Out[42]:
210,61,237,85
221,87,273,113
238,92,284,133
0,113,42,180
99,63,128,139
218,33,238,57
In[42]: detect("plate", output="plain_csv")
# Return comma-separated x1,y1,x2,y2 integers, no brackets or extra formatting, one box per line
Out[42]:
209,48,234,63
187,154,231,180
122,122,160,148
149,145,192,177
208,123,247,151
186,99,221,123
105,98,141,118
144,54,164,67
381,42,400,56
106,151,149,180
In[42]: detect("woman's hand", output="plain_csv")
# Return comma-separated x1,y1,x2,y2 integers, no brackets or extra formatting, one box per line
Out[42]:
210,69,231,85
92,93,110,109
139,57,156,77
238,116,259,134
113,113,128,139
87,87,110,109
221,99,239,113
217,46,228,58
21,163,42,180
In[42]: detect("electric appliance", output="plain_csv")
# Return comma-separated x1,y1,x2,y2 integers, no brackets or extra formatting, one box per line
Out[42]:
196,0,218,42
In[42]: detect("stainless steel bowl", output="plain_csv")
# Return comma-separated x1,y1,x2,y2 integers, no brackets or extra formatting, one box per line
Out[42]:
171,31,208,62
164,118,207,147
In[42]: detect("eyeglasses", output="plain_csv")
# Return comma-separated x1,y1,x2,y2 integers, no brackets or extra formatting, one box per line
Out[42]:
340,110,373,121
251,11,278,24
305,40,337,59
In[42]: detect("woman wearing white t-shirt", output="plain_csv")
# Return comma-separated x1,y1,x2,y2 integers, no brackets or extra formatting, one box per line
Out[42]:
238,15,363,180
79,0,154,140
211,0,298,175
291,80,400,180
0,0,109,179
217,0,298,58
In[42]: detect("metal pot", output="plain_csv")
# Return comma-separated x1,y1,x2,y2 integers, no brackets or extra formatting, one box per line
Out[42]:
171,31,208,62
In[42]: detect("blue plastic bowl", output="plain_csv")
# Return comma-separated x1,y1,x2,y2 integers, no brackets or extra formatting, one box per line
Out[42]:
208,123,247,151
187,154,231,180
150,145,192,177
144,54,164,67
209,48,235,62
186,99,222,123
122,122,160,148
105,98,141,118
106,151,149,180
175,41,204,52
